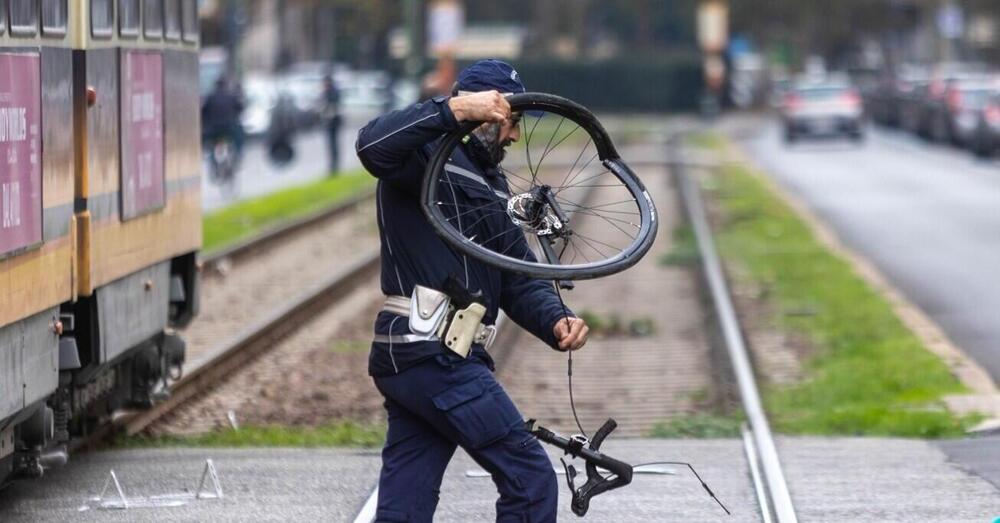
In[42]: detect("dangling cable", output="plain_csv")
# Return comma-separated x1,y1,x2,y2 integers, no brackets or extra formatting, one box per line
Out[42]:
553,282,588,440
629,461,731,515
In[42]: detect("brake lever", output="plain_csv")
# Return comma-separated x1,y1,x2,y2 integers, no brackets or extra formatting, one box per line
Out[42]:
526,418,634,517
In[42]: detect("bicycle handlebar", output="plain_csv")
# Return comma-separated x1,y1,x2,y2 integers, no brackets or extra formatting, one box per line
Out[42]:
526,418,633,517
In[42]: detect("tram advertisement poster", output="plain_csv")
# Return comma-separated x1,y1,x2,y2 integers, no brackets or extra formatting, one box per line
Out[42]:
0,53,42,256
120,50,165,220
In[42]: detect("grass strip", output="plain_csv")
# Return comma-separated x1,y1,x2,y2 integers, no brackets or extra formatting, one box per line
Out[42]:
122,422,385,449
202,170,374,253
692,132,977,437
648,413,744,439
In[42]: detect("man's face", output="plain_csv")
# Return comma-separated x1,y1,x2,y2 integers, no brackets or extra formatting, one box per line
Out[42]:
475,112,521,165
500,112,522,146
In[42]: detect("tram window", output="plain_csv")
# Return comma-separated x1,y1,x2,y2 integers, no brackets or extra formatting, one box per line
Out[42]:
119,0,140,38
143,0,162,39
181,0,197,43
91,0,114,38
164,0,180,40
0,0,6,35
10,0,38,36
41,0,68,36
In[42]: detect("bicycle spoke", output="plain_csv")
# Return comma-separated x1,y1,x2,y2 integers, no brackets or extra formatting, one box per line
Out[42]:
557,168,613,193
523,112,543,181
437,198,504,221
536,122,581,173
555,195,639,213
571,231,624,255
531,116,566,186
561,151,602,189
559,137,593,189
461,208,509,232
570,233,610,259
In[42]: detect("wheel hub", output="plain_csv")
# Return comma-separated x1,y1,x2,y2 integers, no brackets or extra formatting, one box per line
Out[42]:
507,187,566,236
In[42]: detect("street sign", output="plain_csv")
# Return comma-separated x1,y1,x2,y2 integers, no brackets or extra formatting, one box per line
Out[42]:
120,50,165,220
0,52,42,256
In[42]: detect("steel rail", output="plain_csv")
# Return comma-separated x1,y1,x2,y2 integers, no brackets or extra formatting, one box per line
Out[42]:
70,188,381,451
121,250,381,437
671,137,798,523
201,187,376,272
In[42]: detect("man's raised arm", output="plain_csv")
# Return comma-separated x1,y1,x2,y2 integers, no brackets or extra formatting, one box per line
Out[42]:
356,91,512,185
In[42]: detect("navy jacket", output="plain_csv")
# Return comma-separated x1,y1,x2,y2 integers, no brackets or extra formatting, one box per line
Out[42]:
356,96,572,377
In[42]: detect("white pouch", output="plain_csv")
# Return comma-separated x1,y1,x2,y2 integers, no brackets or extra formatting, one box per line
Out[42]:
409,285,451,336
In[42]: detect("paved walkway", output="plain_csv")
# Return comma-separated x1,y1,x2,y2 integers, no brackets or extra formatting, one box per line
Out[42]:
1,439,996,522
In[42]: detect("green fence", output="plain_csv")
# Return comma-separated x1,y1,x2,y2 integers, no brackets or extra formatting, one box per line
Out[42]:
460,56,704,113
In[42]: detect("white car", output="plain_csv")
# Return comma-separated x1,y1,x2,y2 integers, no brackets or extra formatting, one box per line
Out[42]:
782,81,865,142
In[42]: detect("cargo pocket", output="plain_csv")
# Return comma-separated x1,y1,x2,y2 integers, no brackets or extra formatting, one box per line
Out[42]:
432,377,514,449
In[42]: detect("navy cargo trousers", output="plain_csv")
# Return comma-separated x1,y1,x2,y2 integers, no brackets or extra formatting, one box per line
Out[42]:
372,354,558,522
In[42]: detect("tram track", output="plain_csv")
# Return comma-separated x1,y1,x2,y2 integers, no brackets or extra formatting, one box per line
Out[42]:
670,135,798,523
75,191,382,449
200,188,376,273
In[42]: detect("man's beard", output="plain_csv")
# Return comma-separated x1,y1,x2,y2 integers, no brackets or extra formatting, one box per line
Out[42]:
472,123,512,165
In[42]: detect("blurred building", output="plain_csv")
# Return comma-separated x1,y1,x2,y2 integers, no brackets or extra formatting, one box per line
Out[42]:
199,0,394,74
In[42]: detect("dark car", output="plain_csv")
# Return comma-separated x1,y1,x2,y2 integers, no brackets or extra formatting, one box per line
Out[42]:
901,64,990,140
970,93,1000,157
866,65,929,128
782,81,864,142
927,79,999,146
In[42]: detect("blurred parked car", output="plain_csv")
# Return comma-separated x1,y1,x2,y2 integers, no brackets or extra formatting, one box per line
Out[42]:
781,80,864,142
927,78,999,146
340,70,392,115
870,66,929,128
284,72,325,128
970,93,1000,158
900,63,989,140
240,74,278,138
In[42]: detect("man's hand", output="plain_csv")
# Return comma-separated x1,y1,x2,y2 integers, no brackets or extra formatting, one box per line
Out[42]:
448,91,511,123
553,317,589,352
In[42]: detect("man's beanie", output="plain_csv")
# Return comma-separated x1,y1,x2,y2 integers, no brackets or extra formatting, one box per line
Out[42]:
455,59,526,94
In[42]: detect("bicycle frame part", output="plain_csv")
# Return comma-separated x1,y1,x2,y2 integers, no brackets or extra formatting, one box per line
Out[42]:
526,418,633,516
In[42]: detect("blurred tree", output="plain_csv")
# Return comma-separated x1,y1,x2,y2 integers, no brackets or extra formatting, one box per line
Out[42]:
283,0,403,69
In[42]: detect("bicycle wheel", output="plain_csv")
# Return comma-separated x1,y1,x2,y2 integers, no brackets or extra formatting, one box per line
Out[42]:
422,92,657,281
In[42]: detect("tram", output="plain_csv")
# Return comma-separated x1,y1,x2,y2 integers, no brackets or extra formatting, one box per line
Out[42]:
0,0,201,482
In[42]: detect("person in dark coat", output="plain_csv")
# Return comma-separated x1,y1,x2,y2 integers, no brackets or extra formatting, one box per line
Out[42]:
356,59,589,522
201,77,245,154
321,75,343,174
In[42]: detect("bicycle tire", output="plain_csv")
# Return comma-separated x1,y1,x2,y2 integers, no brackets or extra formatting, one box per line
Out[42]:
421,92,657,281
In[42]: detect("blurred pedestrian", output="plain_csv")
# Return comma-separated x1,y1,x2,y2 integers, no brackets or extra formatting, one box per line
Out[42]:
201,77,245,156
321,75,342,174
356,59,589,522
267,91,299,165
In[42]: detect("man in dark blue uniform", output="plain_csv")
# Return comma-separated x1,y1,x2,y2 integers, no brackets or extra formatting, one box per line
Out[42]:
356,59,589,522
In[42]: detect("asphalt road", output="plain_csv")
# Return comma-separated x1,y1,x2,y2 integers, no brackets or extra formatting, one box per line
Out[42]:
201,110,378,211
739,119,1000,382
